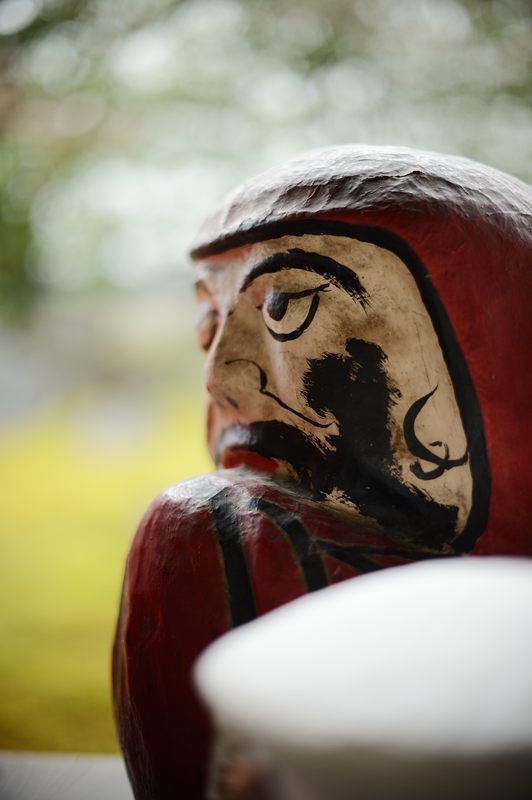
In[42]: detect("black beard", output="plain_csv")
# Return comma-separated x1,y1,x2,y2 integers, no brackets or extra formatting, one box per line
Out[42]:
302,338,459,549
217,338,459,551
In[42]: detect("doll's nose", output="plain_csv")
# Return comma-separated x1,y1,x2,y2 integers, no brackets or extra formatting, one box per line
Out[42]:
204,314,276,415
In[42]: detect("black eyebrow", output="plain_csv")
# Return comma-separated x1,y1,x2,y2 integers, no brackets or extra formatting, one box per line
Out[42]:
239,248,369,308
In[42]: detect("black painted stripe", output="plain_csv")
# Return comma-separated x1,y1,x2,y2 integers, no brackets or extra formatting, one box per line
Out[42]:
209,489,256,628
315,542,381,574
252,497,329,593
316,539,443,573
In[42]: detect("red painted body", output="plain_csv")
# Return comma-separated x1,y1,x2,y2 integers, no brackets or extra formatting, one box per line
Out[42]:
113,472,434,798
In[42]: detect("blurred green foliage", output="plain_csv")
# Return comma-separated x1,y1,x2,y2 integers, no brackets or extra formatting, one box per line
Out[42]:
0,396,211,751
1,0,531,314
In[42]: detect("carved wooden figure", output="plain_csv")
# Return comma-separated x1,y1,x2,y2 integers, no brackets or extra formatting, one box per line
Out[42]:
113,146,532,799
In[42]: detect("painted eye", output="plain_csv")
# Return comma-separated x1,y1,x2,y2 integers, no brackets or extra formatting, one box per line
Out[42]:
196,304,218,351
259,283,330,341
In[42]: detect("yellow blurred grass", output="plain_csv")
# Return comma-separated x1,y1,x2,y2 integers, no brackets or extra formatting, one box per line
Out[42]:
0,393,211,752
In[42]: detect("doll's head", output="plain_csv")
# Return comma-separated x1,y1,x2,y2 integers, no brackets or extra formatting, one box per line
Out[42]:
191,145,532,555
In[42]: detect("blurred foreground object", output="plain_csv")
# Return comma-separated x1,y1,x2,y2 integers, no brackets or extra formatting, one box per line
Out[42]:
196,557,532,800
113,146,532,799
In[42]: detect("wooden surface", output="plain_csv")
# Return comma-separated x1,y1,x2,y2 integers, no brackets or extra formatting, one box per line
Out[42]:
0,753,133,800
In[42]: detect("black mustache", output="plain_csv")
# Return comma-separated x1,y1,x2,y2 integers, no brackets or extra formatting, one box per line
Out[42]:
216,420,332,489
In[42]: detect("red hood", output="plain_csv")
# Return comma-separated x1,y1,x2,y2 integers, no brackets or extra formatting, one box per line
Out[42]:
190,145,532,556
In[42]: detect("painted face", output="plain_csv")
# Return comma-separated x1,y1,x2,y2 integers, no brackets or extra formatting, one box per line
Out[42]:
195,232,473,550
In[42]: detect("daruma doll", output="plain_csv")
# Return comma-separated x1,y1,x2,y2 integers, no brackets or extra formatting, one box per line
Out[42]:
113,146,532,799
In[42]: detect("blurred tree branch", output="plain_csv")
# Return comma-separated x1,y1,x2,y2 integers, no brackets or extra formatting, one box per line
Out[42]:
0,0,531,316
